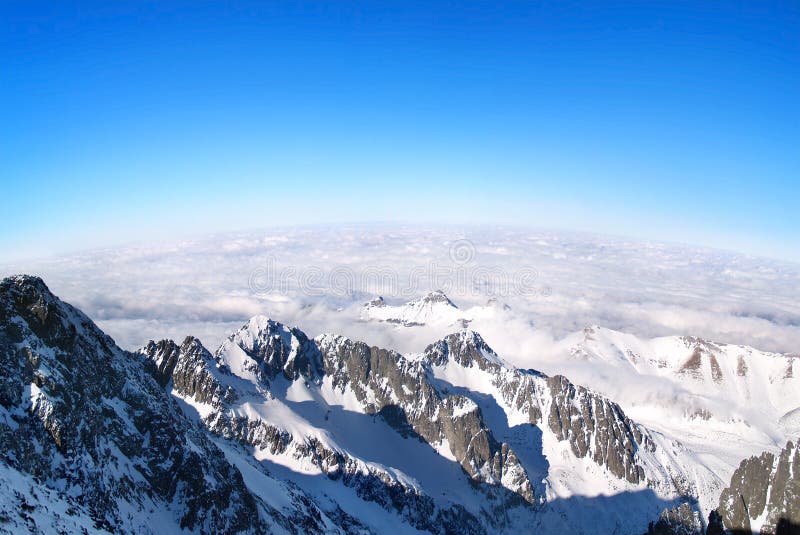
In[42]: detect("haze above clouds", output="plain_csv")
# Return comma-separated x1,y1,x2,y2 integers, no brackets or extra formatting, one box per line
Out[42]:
3,225,798,366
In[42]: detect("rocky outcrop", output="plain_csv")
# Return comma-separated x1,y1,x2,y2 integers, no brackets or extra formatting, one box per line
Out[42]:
546,374,647,483
0,275,266,534
717,439,800,534
316,333,536,504
644,503,703,535
217,315,323,382
141,324,494,533
141,336,235,405
426,331,651,485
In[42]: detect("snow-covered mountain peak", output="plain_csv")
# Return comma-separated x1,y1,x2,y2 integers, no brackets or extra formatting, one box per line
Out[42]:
216,314,322,384
361,290,465,327
4,273,51,296
359,291,511,330
420,289,457,306
425,329,507,369
234,314,291,342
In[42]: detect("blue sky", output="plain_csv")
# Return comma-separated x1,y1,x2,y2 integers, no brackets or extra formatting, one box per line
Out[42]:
2,1,798,261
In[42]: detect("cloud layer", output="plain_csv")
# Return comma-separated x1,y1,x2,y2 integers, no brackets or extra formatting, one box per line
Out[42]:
3,225,799,359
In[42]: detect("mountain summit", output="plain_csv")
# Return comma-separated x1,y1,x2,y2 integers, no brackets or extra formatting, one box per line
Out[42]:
361,290,465,327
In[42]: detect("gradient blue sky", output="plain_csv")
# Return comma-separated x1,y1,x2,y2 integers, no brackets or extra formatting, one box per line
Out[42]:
2,1,798,261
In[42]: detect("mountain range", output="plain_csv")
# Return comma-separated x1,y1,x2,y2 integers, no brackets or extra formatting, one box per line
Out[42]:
0,275,797,534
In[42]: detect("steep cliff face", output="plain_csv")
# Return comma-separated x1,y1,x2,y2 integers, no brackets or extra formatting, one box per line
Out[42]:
141,336,235,404
716,439,800,534
545,373,647,483
424,331,680,490
316,333,536,504
0,276,382,534
0,276,265,534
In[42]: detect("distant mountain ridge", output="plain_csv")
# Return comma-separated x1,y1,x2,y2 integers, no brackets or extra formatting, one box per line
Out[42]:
0,275,797,534
364,292,800,514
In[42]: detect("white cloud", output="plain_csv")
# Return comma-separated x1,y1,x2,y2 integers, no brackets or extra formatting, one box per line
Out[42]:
2,224,799,358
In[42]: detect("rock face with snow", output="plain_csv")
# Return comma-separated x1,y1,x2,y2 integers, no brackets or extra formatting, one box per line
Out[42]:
0,276,387,534
142,336,236,405
140,318,715,533
715,439,800,534
361,290,469,327
0,276,265,534
318,332,536,503
644,503,703,535
425,331,650,485
551,325,800,517
1,275,798,534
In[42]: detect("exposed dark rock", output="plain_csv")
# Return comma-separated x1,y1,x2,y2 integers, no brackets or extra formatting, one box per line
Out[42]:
421,290,458,307
643,502,702,535
717,439,800,534
317,333,536,505
141,336,234,406
736,356,748,377
0,275,266,534
219,316,323,382
546,374,647,483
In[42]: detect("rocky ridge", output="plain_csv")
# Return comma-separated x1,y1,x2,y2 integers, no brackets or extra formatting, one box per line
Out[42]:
716,439,800,534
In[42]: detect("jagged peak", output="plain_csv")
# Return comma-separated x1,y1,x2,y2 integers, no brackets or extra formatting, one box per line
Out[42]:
1,274,61,312
218,315,321,381
1,274,52,294
425,329,507,368
225,314,307,350
1,274,114,350
141,338,179,355
0,279,265,532
449,329,498,354
142,335,208,354
148,335,210,357
451,328,487,345
419,289,457,307
313,332,387,361
180,334,206,351
314,332,351,347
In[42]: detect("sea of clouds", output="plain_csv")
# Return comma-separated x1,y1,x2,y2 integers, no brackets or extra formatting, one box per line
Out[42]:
3,224,799,364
